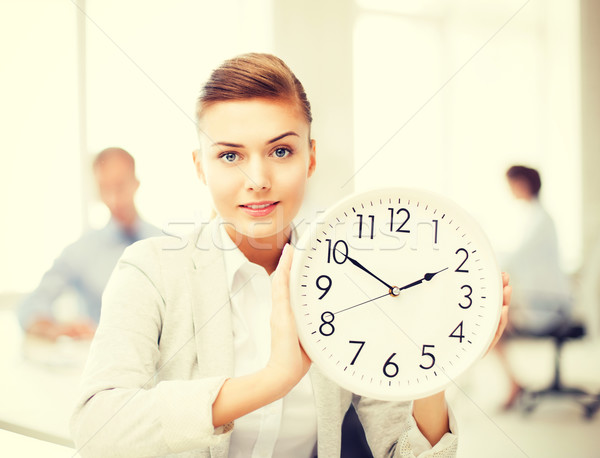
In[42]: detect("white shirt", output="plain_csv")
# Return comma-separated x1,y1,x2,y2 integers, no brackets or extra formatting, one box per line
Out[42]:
499,199,572,333
216,222,318,458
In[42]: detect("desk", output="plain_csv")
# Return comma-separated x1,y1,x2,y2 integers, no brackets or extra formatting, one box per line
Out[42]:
0,308,89,452
0,428,79,457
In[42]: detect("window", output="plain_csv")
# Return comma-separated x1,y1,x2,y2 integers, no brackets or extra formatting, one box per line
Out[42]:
353,0,581,271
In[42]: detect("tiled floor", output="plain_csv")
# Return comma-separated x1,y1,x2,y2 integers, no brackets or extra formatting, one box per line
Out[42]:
456,403,600,458
447,338,600,458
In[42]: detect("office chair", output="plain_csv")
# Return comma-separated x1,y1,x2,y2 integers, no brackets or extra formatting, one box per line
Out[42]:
518,320,600,419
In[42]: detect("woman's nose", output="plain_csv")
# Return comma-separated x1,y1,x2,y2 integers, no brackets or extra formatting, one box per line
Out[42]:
244,157,271,191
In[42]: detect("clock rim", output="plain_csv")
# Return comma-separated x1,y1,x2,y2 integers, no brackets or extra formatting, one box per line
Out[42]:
290,186,503,401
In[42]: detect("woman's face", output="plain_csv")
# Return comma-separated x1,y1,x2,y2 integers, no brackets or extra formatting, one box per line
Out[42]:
194,98,316,242
508,177,532,201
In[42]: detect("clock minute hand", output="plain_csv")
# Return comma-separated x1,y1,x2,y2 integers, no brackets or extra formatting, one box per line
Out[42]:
398,267,449,292
340,250,396,292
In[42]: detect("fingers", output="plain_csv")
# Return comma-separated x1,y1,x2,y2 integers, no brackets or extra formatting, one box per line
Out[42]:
486,302,509,354
272,244,294,303
501,272,512,307
484,273,511,355
268,244,312,382
277,243,294,273
299,341,312,365
503,284,512,307
495,305,509,341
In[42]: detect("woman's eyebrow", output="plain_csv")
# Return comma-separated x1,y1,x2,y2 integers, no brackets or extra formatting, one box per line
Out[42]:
212,141,244,148
211,131,299,148
267,131,299,144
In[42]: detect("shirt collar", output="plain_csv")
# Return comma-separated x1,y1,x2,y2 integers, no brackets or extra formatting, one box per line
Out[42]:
216,218,299,292
217,220,251,292
106,216,144,243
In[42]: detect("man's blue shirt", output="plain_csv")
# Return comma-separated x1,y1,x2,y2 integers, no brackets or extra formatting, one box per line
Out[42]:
17,218,162,329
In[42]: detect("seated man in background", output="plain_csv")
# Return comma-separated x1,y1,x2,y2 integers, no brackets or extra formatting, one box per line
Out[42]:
17,147,161,340
496,165,573,407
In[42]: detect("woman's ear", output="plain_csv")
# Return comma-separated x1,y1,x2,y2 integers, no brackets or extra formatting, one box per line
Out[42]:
192,149,207,184
307,139,317,178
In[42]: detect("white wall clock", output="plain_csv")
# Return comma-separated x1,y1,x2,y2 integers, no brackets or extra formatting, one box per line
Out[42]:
290,187,502,401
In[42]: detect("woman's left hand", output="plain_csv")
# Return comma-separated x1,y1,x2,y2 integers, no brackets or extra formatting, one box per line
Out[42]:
413,272,512,444
486,272,512,354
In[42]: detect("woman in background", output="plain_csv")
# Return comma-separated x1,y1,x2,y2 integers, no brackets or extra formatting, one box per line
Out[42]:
497,165,571,408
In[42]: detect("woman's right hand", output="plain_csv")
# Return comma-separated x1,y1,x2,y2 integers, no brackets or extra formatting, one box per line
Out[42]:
267,243,312,394
212,243,311,427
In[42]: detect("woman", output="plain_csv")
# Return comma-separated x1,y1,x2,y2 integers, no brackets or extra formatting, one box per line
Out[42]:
496,165,570,408
71,53,510,457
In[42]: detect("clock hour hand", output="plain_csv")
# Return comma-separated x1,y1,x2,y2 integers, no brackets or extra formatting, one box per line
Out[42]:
398,267,448,292
338,248,396,293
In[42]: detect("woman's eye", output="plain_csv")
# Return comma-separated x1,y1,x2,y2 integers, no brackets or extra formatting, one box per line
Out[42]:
221,152,238,163
273,147,291,158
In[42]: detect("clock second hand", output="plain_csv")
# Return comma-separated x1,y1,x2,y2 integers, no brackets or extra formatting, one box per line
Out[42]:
334,292,391,315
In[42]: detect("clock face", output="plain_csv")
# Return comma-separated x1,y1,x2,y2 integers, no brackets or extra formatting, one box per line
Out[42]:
290,187,502,401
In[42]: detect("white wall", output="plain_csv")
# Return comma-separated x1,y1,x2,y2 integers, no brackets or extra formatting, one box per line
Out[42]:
273,0,356,222
0,0,82,292
0,0,587,293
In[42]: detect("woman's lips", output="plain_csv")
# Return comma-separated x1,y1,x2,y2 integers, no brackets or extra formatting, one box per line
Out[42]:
239,201,279,217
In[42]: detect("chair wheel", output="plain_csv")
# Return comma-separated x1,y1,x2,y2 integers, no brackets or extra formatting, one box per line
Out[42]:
584,403,599,420
519,396,536,415
523,403,536,414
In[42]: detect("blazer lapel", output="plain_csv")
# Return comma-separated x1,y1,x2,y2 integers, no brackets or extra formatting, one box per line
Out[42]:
187,221,235,377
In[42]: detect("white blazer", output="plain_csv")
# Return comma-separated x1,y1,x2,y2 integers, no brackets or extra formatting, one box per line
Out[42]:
70,221,458,457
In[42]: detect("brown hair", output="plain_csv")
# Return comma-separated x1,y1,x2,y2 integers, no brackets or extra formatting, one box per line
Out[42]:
196,53,312,125
506,165,541,197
